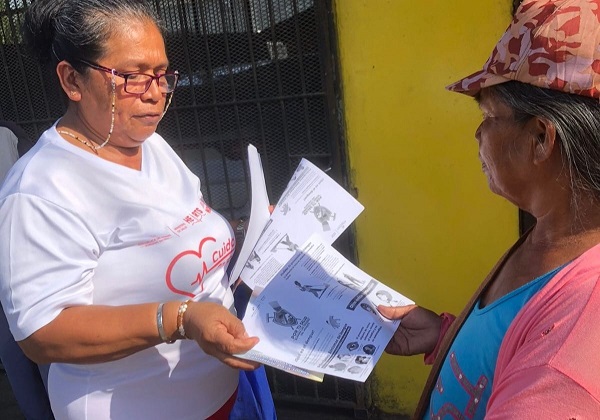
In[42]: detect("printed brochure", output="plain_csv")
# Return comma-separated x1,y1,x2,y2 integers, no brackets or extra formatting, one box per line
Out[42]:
231,145,414,382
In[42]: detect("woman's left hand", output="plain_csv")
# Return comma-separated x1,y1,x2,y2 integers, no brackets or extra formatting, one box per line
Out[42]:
184,301,260,370
377,304,442,356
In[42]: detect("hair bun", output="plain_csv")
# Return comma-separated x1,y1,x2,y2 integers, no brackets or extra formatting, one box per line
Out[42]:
22,0,67,63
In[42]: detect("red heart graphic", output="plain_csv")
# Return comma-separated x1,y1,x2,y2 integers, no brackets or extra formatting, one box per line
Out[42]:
166,237,216,298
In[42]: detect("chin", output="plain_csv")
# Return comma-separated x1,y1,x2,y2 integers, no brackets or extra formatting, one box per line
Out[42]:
132,128,158,143
487,181,501,196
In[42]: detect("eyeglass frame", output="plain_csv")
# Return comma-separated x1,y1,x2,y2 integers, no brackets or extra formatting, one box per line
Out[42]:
76,59,179,94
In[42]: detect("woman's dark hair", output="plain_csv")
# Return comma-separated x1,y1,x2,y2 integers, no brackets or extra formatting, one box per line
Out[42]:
488,81,600,198
22,0,164,73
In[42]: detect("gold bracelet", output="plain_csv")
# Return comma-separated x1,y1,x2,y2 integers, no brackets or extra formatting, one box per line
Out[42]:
176,300,193,339
156,303,175,344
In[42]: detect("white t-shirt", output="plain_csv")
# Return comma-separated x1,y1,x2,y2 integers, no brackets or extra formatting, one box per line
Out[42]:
0,125,239,419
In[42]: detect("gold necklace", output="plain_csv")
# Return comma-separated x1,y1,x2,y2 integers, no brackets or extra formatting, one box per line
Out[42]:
57,130,100,154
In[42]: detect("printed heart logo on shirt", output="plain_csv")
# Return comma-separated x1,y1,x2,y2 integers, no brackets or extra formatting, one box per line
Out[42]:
166,237,216,298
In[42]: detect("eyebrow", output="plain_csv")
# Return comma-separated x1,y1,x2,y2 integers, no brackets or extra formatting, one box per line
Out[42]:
116,59,170,72
130,65,171,73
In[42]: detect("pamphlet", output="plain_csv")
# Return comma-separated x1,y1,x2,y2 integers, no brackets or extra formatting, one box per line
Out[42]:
238,234,414,382
237,152,364,291
230,145,414,382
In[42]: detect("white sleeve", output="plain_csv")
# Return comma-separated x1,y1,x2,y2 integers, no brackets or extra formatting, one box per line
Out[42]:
0,193,99,340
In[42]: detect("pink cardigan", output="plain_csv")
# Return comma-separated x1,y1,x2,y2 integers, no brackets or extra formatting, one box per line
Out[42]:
487,242,600,418
415,238,600,419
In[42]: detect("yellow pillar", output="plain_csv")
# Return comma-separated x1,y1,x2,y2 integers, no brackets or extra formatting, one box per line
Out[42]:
333,0,518,415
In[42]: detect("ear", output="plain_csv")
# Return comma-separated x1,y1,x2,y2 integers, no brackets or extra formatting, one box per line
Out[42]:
56,61,83,102
529,117,557,165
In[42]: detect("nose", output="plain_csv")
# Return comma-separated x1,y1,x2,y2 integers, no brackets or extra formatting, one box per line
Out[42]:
475,122,483,143
142,77,163,101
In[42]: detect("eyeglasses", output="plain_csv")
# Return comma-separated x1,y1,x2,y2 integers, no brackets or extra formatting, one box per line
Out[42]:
77,59,179,94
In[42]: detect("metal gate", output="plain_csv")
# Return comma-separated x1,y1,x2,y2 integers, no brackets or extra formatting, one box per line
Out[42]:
0,0,368,416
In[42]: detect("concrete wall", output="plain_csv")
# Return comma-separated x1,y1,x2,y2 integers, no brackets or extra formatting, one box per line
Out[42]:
333,0,519,415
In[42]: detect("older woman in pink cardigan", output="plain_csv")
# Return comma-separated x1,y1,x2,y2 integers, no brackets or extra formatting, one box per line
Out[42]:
380,1,600,418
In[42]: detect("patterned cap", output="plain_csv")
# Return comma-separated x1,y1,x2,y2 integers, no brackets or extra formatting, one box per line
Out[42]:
447,0,600,99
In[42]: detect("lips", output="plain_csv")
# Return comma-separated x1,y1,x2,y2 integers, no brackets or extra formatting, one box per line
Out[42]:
135,113,162,124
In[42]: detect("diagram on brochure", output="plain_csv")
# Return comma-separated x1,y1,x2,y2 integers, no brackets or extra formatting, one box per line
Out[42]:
238,234,414,382
231,144,414,382
235,147,364,291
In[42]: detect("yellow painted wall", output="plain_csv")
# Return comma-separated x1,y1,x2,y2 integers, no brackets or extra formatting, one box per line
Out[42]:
333,0,519,415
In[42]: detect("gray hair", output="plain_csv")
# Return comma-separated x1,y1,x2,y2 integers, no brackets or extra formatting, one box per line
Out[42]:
23,0,164,73
485,81,600,200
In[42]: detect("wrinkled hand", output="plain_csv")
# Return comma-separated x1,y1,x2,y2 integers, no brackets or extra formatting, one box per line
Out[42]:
377,305,442,356
184,301,260,370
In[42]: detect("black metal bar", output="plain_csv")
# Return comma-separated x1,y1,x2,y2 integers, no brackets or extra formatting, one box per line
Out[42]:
169,0,200,142
155,0,185,159
315,0,341,182
198,0,234,215
166,0,194,158
239,0,270,198
174,0,216,207
265,0,293,176
291,0,314,153
216,0,243,219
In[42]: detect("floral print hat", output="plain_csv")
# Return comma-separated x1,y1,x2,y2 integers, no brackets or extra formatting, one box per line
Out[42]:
447,0,600,99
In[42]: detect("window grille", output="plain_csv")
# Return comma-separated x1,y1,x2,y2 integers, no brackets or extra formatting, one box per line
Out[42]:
0,0,367,416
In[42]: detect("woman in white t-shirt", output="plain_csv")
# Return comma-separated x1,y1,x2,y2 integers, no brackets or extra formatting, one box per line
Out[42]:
0,1,262,418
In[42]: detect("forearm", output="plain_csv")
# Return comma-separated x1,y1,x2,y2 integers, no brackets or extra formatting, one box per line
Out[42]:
19,301,182,364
